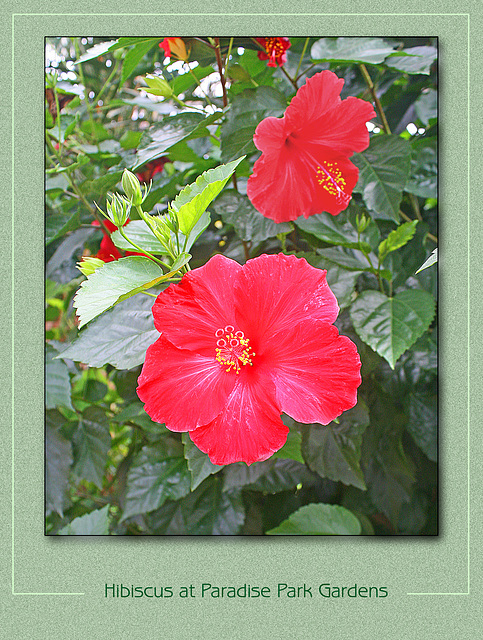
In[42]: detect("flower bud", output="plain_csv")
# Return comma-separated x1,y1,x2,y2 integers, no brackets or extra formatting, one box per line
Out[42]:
355,213,370,233
107,193,131,227
122,169,143,206
144,74,174,98
77,256,104,277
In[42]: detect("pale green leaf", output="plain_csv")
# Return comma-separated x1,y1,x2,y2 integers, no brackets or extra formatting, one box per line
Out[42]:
267,503,361,535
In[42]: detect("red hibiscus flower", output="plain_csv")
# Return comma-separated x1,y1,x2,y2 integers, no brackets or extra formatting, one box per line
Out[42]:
91,219,142,262
137,253,361,465
136,156,169,183
247,70,376,223
255,37,291,67
159,37,188,61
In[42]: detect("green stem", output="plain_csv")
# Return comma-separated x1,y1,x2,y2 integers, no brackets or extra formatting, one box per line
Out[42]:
95,58,121,104
359,63,391,135
295,38,310,79
214,37,228,108
184,63,214,106
224,37,234,79
117,226,167,267
280,64,298,90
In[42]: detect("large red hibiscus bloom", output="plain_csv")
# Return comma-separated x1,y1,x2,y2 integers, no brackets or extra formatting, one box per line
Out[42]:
247,70,376,222
137,253,361,465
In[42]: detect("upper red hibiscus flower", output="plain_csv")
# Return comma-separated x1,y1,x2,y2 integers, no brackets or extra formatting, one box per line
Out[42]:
255,37,291,67
159,37,189,61
137,253,361,465
247,70,376,223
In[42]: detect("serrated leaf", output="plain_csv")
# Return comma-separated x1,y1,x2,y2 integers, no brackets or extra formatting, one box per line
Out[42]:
416,248,437,274
406,136,437,199
267,503,361,535
73,407,111,488
46,344,73,410
378,220,418,262
302,402,369,490
272,428,304,464
74,256,170,327
182,434,224,490
220,86,287,162
311,37,396,64
60,295,158,370
406,392,437,462
111,220,170,255
147,476,244,535
173,157,244,235
58,505,110,535
414,89,437,125
352,135,411,222
350,289,436,368
385,46,437,75
134,111,223,170
46,411,73,517
45,211,80,245
212,190,291,242
122,441,191,520
120,40,158,85
74,40,118,64
223,459,315,493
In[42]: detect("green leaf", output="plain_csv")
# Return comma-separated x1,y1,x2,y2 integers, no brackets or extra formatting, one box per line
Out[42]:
212,190,291,242
315,246,373,272
220,86,287,162
406,136,437,199
267,503,361,535
170,65,214,95
173,157,244,235
378,220,418,262
58,506,110,535
414,89,437,125
46,211,80,245
120,130,144,150
74,256,168,328
110,37,160,52
72,407,111,488
352,135,411,222
147,476,244,535
350,289,436,368
301,402,370,490
122,441,191,520
60,295,158,370
272,428,304,464
385,46,437,75
46,411,73,517
120,40,159,85
182,434,224,491
416,248,437,274
311,37,396,64
223,459,315,494
74,40,118,64
111,220,170,255
46,344,73,410
134,111,223,170
406,392,437,462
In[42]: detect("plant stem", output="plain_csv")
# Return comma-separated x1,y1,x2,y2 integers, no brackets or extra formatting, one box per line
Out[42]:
359,63,391,135
214,37,228,108
184,63,214,106
117,226,166,266
295,38,310,79
280,65,298,90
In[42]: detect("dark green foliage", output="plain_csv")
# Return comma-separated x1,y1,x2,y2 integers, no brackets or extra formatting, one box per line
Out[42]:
45,36,437,536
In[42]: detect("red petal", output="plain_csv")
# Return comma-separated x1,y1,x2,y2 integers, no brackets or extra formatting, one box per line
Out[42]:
152,254,242,355
234,254,339,353
285,71,344,129
137,334,235,431
296,97,376,156
268,320,361,424
189,368,288,465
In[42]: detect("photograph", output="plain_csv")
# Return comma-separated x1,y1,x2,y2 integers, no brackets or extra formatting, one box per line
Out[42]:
45,35,438,536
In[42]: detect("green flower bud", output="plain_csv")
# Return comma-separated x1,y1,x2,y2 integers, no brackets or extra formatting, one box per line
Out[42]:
355,213,370,233
107,193,131,227
77,256,104,277
122,169,143,206
144,74,174,98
